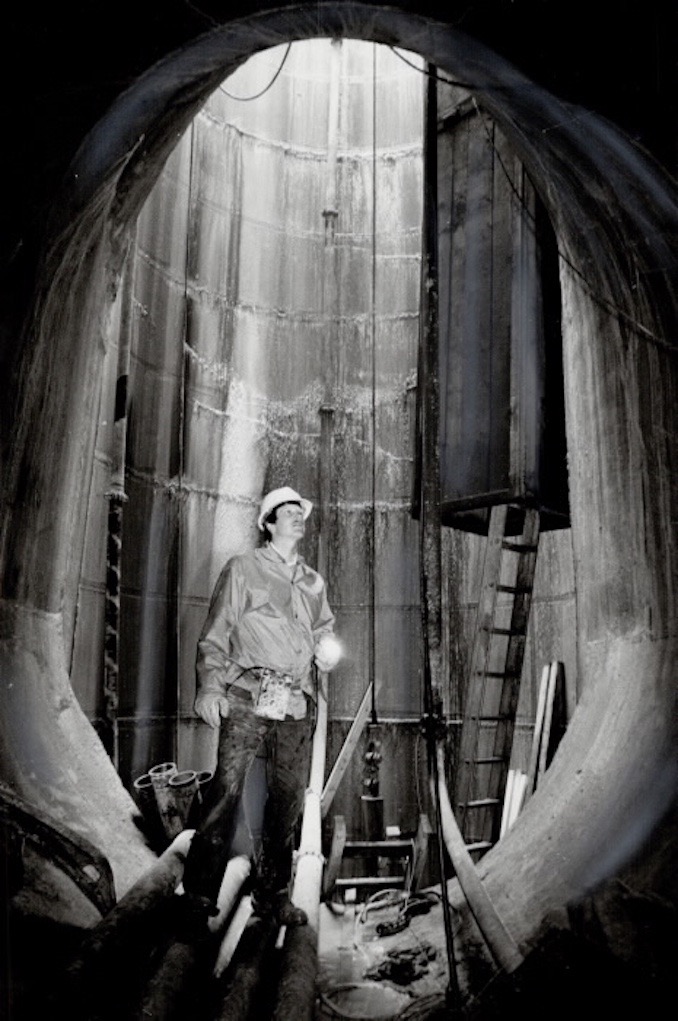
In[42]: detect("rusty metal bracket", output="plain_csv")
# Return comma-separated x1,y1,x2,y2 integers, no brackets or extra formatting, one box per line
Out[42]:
0,782,116,916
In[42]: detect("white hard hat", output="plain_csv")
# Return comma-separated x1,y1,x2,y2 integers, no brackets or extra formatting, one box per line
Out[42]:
257,486,313,531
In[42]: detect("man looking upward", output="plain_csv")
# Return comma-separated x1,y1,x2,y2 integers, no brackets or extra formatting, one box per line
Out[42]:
182,486,342,929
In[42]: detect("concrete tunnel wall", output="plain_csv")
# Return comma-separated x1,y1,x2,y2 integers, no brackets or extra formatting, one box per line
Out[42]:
0,0,676,964
70,37,577,854
73,39,431,803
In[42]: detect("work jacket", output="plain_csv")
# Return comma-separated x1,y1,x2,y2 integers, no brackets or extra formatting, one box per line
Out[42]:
196,543,336,702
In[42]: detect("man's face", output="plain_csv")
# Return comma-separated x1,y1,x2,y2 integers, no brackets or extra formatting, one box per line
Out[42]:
267,502,305,543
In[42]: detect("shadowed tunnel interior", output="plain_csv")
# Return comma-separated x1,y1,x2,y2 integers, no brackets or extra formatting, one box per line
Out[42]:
1,2,677,1016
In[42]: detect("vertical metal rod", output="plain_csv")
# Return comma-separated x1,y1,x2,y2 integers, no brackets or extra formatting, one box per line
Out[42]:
419,62,461,1010
319,38,341,587
102,237,136,768
318,408,334,593
322,38,342,392
173,119,196,765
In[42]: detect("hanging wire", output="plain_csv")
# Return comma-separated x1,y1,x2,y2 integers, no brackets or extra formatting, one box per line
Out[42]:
390,45,475,90
219,42,292,101
182,0,219,28
417,61,461,1011
175,119,196,763
369,42,379,726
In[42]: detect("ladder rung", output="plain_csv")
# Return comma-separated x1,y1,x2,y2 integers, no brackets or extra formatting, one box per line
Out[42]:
473,756,504,764
465,841,493,852
343,840,413,856
335,876,406,890
469,714,509,722
480,670,521,679
483,626,526,637
497,584,532,594
502,541,538,553
463,798,500,809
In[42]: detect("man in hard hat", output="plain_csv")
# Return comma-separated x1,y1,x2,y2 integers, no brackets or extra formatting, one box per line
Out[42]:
181,486,342,931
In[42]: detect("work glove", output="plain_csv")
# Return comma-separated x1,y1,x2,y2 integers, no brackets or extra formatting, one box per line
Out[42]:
194,690,230,728
314,634,343,673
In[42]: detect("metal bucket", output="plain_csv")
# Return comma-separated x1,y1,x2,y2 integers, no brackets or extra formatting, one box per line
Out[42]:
168,769,199,832
148,761,179,839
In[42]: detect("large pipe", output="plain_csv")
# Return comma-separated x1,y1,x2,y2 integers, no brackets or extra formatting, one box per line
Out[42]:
271,679,328,1020
101,238,135,768
132,854,252,1020
289,680,328,930
53,831,195,1014
213,916,279,1021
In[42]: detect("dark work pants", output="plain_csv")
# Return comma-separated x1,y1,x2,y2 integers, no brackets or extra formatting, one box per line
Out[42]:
182,691,314,906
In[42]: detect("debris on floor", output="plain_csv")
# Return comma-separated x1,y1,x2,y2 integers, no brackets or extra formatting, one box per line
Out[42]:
364,943,437,986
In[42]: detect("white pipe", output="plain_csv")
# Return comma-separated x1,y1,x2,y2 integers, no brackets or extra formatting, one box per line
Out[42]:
289,677,328,931
208,853,252,935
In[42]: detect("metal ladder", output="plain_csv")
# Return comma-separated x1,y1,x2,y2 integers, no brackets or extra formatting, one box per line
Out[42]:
454,503,541,857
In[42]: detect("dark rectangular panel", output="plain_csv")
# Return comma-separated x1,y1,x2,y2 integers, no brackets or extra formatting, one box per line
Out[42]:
434,94,569,534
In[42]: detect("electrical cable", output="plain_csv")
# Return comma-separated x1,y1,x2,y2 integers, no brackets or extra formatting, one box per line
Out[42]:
417,62,462,1014
390,45,475,90
175,119,196,764
219,42,292,101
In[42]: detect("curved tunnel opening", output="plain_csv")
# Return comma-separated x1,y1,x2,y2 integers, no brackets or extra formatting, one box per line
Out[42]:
2,1,677,1009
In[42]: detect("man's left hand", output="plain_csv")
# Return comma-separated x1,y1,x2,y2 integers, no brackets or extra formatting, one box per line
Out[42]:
314,634,343,673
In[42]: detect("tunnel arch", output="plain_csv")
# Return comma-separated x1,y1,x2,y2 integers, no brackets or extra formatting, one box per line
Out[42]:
2,0,677,976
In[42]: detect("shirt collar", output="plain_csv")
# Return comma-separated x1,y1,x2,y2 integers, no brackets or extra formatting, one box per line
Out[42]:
265,541,302,567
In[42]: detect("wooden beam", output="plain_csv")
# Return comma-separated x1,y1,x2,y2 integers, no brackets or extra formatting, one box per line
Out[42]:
320,682,374,819
523,663,551,806
322,815,347,900
409,813,432,891
537,661,558,783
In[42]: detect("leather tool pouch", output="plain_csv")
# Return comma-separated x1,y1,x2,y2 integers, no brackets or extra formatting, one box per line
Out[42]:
253,669,293,720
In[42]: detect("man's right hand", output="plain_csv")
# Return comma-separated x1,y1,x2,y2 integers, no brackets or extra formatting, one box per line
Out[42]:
194,691,230,728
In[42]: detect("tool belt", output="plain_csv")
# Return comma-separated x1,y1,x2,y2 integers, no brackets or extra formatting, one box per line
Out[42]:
250,667,300,720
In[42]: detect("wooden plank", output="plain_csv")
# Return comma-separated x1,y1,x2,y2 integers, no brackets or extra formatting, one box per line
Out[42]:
321,815,346,900
335,876,406,891
342,839,413,856
321,682,374,819
522,663,551,807
461,115,495,498
438,110,468,504
409,813,432,892
437,747,524,974
537,662,558,783
509,164,541,499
